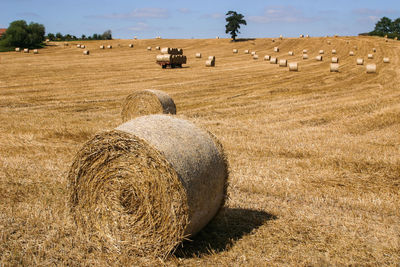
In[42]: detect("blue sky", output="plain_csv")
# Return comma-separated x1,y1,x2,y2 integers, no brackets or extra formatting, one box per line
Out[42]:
1,0,399,39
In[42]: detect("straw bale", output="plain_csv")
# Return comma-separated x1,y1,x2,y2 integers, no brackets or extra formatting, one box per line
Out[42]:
161,48,183,55
330,63,339,72
331,57,339,63
300,34,304,38
288,62,298,71
264,55,270,61
208,56,215,61
288,51,294,56
233,49,238,53
366,64,376,73
107,45,112,49
100,45,104,49
33,49,38,54
129,44,134,48
354,45,358,50
395,37,398,40
195,53,202,58
253,55,259,60
83,50,89,55
156,54,172,62
147,46,152,51
274,47,279,52
205,59,215,67
251,51,256,56
316,55,323,61
23,48,29,53
372,48,376,52
81,45,85,49
280,35,283,39
383,57,390,63
303,49,308,54
302,54,308,60
319,50,324,54
77,44,81,48
121,89,176,122
270,57,278,64
216,36,219,39
272,39,275,42
279,59,287,67
15,47,20,52
327,41,331,45
368,54,373,59
156,46,160,50
349,51,354,56
332,49,336,54
68,115,228,257
244,50,249,54
356,58,364,65
306,34,310,38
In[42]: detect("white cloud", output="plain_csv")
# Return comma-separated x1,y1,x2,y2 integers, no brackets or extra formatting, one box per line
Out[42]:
128,22,150,32
202,13,224,19
249,6,313,24
91,8,169,20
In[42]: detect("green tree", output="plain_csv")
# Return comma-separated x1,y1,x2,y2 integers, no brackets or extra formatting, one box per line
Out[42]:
102,30,112,40
0,20,45,49
374,16,393,33
225,11,247,41
55,32,63,40
392,18,400,34
47,33,55,41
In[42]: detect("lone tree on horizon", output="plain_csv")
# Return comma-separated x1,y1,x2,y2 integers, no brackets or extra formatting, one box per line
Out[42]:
225,11,246,41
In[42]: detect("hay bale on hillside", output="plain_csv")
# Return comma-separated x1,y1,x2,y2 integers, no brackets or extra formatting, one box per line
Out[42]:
81,45,85,49
372,48,377,52
83,50,90,55
302,54,308,60
279,59,287,67
129,44,134,48
264,55,270,61
288,62,298,71
316,55,323,61
349,51,354,56
161,48,183,55
33,49,38,54
327,41,331,45
383,57,390,63
274,47,279,52
270,57,278,64
147,46,152,51
107,45,112,49
330,63,339,72
253,55,259,60
206,56,215,67
279,35,283,39
244,50,249,54
331,57,339,63
77,44,81,48
332,49,337,54
15,47,21,52
100,45,105,49
288,51,294,56
357,58,364,65
251,51,256,56
121,89,176,122
319,50,324,54
306,34,310,38
233,49,238,53
300,34,304,38
366,64,376,73
395,37,398,40
354,45,358,50
195,53,202,58
156,46,160,50
67,114,229,258
368,54,373,59
302,49,308,54
23,48,29,53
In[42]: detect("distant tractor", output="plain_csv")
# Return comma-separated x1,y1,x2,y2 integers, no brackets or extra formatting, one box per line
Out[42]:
156,47,187,68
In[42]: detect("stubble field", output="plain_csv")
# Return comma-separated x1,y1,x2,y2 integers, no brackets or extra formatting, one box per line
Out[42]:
0,36,399,266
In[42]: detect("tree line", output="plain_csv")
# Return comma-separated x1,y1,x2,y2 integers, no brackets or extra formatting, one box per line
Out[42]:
46,30,112,41
368,16,400,39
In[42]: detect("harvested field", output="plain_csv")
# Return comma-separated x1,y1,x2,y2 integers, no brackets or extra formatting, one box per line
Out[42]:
0,36,399,266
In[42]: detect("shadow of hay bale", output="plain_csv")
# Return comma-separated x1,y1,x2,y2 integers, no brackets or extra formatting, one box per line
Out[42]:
232,38,256,42
175,207,276,257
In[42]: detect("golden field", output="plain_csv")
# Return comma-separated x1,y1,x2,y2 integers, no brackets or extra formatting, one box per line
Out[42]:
0,36,399,266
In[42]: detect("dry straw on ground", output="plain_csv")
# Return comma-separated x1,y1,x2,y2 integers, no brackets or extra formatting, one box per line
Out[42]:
121,89,176,122
67,115,229,258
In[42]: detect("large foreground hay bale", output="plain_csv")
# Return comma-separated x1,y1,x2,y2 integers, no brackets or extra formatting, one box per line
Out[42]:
288,62,298,71
68,114,229,257
366,64,376,73
121,89,176,122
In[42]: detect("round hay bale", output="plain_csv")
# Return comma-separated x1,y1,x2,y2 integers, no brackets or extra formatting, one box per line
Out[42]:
300,34,304,38
349,51,354,56
354,45,358,50
134,36,137,40
327,41,331,45
208,56,215,61
251,51,256,56
121,89,176,122
77,44,81,48
156,54,172,62
15,47,21,52
107,45,112,49
23,48,29,53
279,59,287,67
81,45,85,49
100,45,105,49
195,53,202,58
233,49,238,53
264,55,270,61
83,50,90,55
385,39,388,42
357,58,364,65
288,51,294,56
372,48,377,52
67,114,229,257
288,62,298,71
332,49,337,54
274,47,279,52
331,57,339,63
395,37,398,40
216,36,219,39
302,49,308,54
316,55,323,61
147,46,152,51
279,34,283,39
368,54,373,59
319,50,324,54
383,57,390,63
272,39,275,42
244,50,249,54
129,44,134,48
306,34,310,38
33,49,38,54
253,55,259,60
366,64,376,73
205,59,215,67
270,57,278,64
156,46,160,50
330,63,339,72
302,54,308,60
